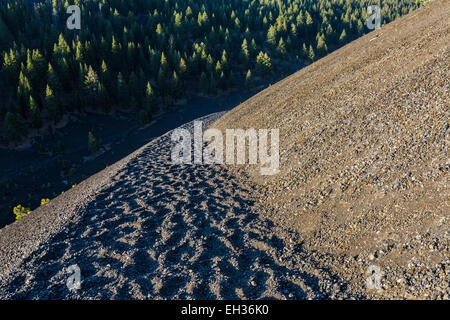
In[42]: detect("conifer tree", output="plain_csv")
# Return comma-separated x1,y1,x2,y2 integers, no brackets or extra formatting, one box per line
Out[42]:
277,38,287,57
267,25,277,47
144,82,157,114
256,51,272,76
171,71,183,100
98,82,111,112
100,60,112,91
308,45,316,61
46,85,62,124
29,96,42,129
316,35,328,56
179,57,187,78
47,64,60,93
245,70,253,91
240,39,249,66
339,29,347,43
17,71,31,118
3,49,19,85
84,66,99,104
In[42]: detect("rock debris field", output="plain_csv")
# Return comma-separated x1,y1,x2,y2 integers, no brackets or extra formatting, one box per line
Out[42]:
213,0,449,299
0,0,448,299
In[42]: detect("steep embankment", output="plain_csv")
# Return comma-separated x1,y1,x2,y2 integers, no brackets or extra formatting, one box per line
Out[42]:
213,0,449,299
0,1,447,300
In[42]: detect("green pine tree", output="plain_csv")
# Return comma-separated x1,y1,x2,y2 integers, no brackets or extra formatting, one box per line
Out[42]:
308,45,316,61
46,85,62,124
29,96,42,129
245,70,253,91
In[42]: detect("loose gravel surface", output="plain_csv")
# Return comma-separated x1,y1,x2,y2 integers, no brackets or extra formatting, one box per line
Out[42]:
213,0,449,299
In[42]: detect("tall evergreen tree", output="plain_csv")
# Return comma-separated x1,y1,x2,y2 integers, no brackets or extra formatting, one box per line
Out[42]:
245,70,253,91
84,66,99,105
267,25,277,47
46,85,62,124
29,96,42,129
144,82,157,114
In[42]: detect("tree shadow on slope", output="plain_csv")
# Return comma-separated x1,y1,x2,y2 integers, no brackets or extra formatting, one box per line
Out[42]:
2,145,346,299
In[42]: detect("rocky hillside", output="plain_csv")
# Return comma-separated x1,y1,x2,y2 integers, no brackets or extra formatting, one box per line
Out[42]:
0,0,447,299
213,0,449,299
